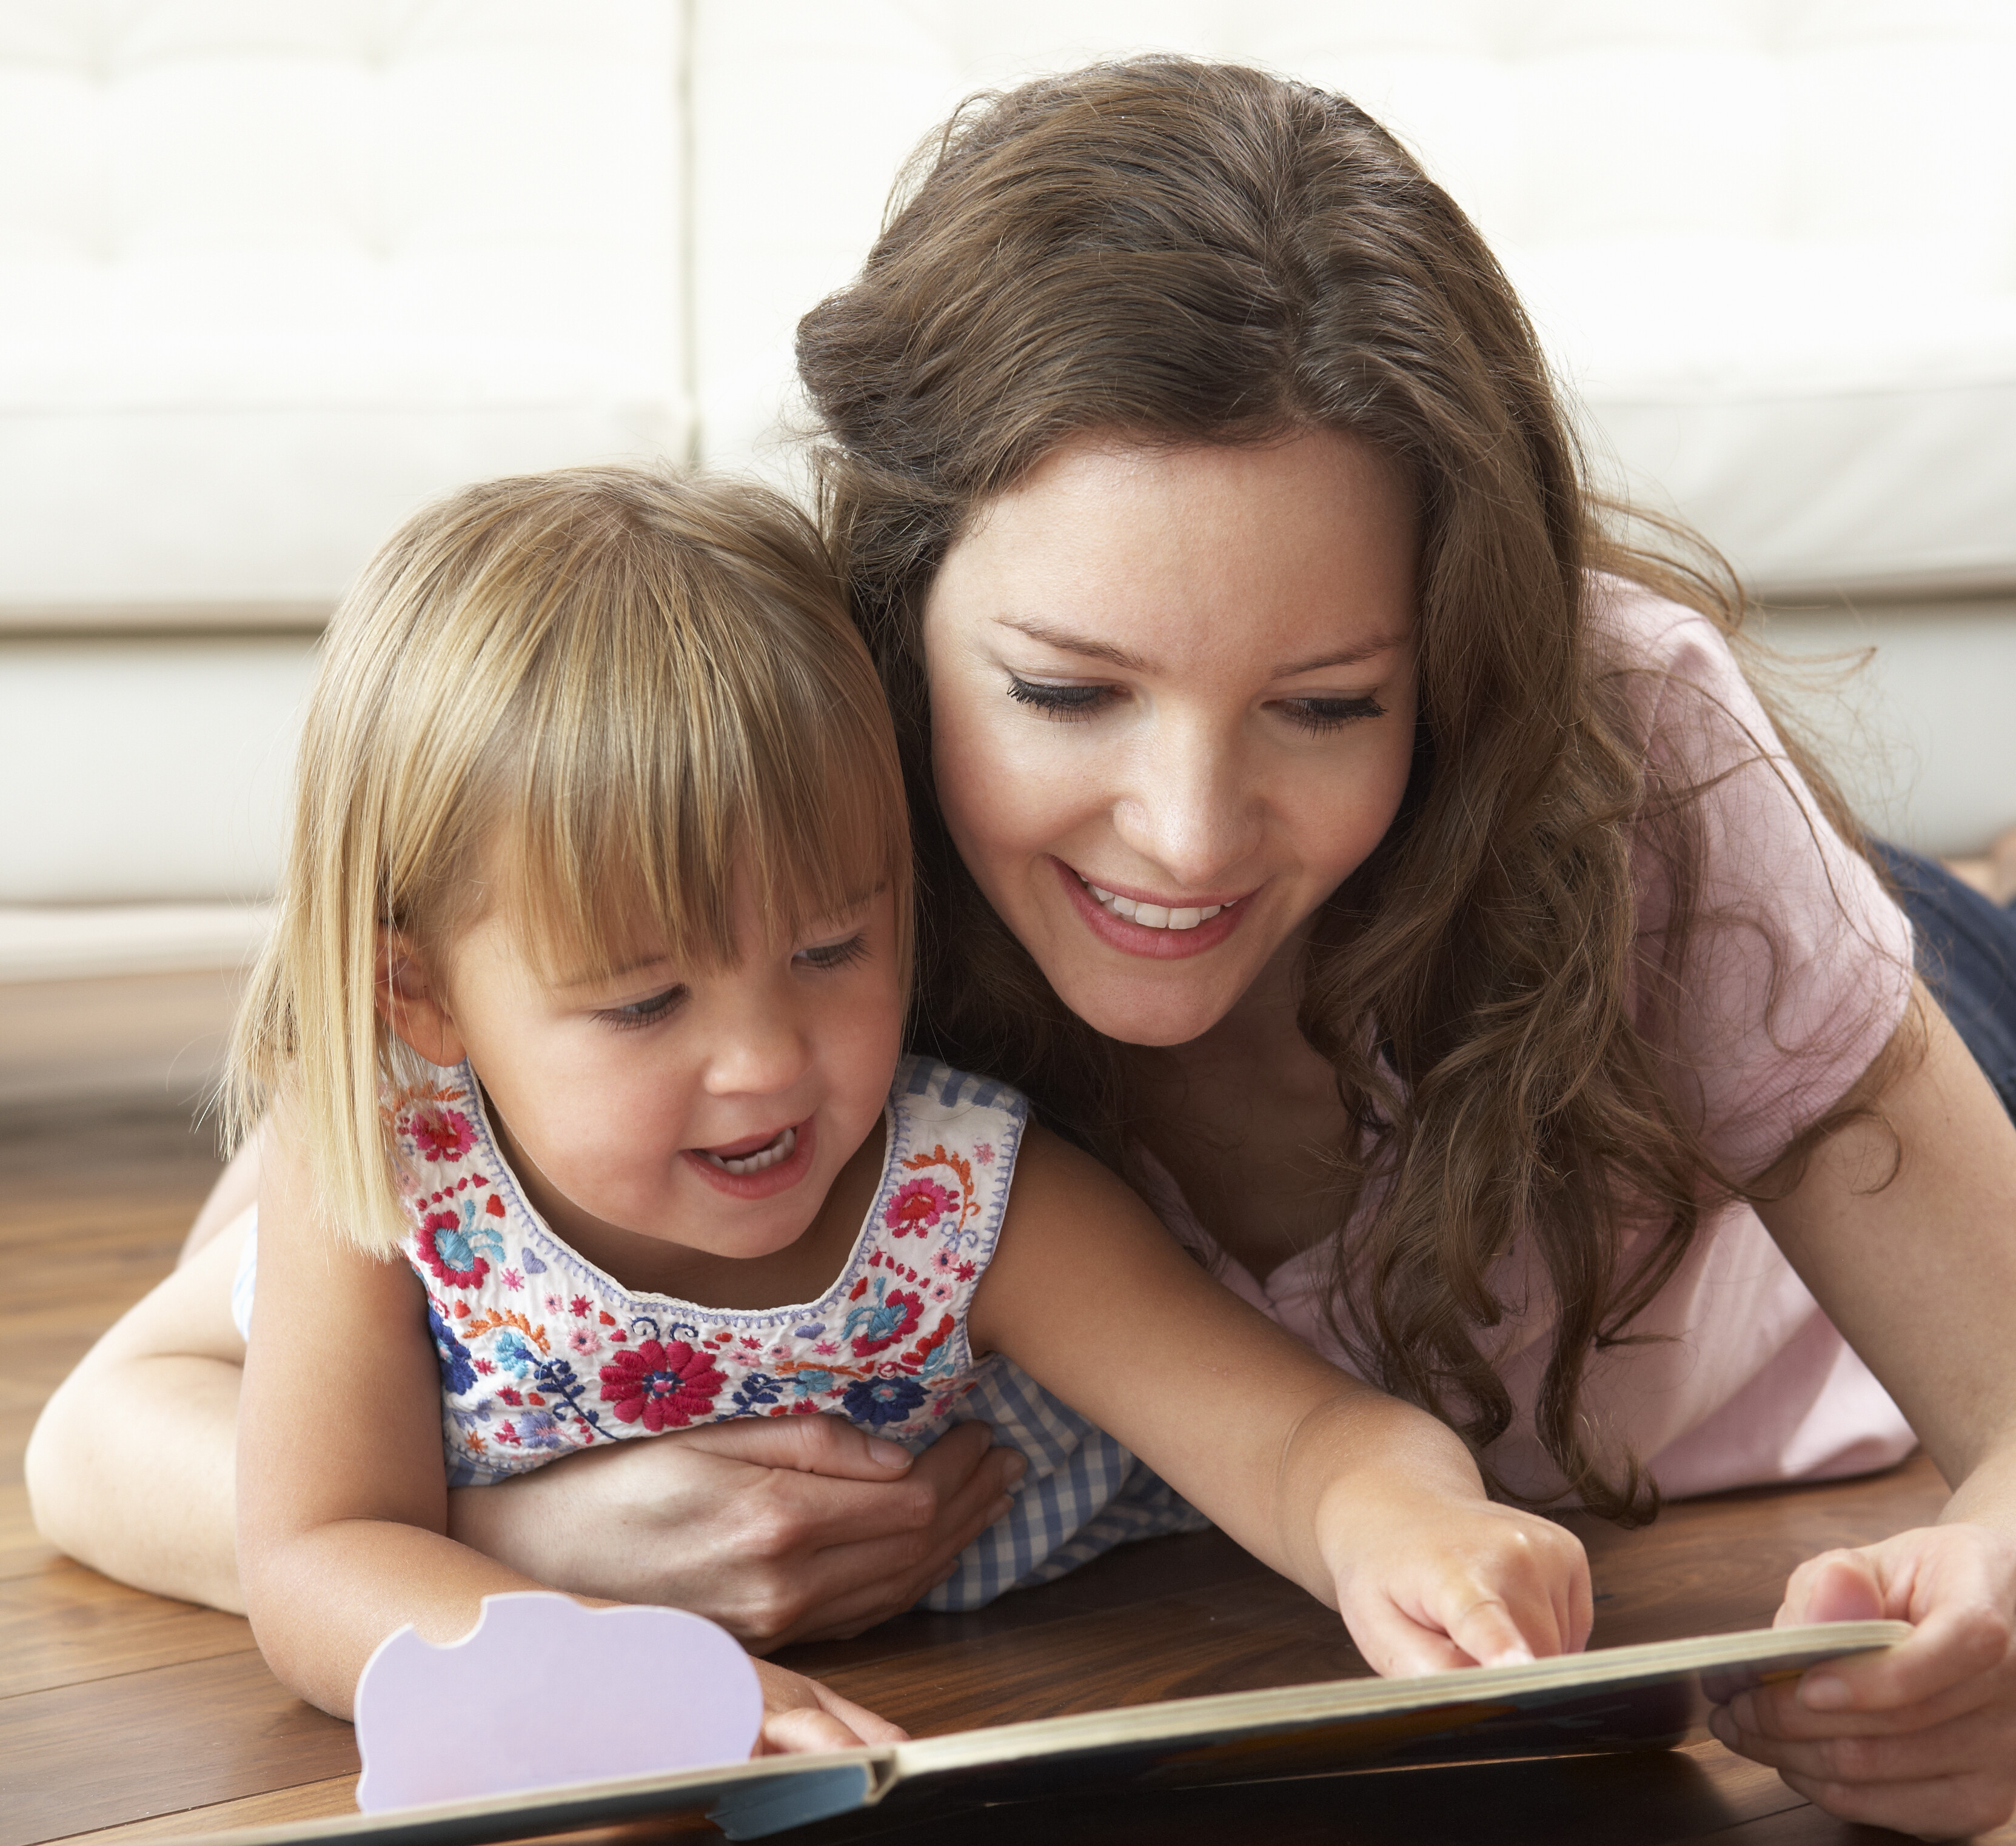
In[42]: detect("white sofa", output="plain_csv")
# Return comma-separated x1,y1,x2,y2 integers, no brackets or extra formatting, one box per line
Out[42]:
5,1,2015,1102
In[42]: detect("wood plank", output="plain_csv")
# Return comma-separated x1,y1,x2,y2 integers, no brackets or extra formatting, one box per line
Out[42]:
0,1559,256,1699
35,1781,359,1846
0,1483,65,1583
1567,1458,1952,1648
0,1651,358,1846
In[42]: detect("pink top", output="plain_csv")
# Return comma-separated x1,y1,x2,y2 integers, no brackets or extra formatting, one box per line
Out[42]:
1151,579,1919,1503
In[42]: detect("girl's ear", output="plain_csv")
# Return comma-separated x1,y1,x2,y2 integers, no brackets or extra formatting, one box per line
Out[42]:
376,929,468,1068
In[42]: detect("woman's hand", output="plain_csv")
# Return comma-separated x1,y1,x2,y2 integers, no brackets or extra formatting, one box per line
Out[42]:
1324,1481,1594,1677
1708,1523,2016,1839
447,1414,1024,1650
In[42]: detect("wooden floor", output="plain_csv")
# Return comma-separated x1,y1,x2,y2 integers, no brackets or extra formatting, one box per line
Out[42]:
4,1103,2012,1846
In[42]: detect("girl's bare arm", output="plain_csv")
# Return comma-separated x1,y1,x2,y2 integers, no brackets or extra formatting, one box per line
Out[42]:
968,1124,1592,1674
25,1208,253,1612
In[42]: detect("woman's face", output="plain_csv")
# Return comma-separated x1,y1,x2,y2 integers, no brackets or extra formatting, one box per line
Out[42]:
922,430,1419,1048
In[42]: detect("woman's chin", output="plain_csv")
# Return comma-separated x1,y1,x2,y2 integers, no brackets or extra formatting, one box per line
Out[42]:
1056,969,1255,1049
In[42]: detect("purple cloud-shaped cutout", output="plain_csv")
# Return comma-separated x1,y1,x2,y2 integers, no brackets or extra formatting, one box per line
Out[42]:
354,1592,763,1813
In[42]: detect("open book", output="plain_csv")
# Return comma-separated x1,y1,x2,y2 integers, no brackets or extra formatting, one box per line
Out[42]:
187,1620,1907,1845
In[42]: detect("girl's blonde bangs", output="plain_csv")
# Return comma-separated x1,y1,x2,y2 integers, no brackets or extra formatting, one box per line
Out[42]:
491,524,909,988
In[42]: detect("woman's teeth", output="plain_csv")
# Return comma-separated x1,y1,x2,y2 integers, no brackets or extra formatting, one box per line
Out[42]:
702,1125,797,1175
1082,880,1230,931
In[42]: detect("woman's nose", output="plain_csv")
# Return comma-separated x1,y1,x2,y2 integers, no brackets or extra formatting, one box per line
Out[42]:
1110,717,1260,891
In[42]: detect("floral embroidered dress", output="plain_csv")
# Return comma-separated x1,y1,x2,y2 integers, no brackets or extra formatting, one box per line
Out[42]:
372,1052,1202,1610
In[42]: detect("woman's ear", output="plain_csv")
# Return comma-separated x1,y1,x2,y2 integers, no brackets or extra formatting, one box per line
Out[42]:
376,929,467,1068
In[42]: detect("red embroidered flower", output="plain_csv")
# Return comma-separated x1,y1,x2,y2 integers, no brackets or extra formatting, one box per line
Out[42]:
415,1211,487,1287
973,1142,994,1165
598,1340,725,1432
883,1177,957,1238
407,1106,476,1164
848,1286,923,1357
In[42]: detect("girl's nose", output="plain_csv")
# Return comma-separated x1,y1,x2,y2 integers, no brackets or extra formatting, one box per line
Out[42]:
1110,715,1261,891
701,990,813,1099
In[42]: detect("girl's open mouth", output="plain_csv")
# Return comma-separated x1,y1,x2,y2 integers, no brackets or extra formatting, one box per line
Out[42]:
697,1125,797,1175
683,1118,817,1198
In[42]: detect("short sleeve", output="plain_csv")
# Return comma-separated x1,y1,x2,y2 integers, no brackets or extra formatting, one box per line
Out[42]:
1605,581,1916,1182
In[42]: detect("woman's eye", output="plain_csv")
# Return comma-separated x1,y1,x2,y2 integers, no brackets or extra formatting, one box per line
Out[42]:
597,986,686,1031
799,932,870,972
1279,694,1387,735
1005,675,1111,720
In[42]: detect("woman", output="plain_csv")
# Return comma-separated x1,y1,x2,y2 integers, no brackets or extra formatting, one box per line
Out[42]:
30,58,2016,1835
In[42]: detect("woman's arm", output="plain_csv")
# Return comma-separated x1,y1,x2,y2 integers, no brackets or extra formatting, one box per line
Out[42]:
238,1147,900,1753
968,1125,1592,1675
1716,991,2016,1838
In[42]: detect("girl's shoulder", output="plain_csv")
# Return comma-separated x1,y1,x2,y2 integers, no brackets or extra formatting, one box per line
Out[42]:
887,1054,1031,1143
879,1053,1031,1242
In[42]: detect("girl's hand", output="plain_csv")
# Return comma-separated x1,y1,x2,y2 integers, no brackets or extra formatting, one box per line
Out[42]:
447,1415,1023,1650
752,1659,909,1754
1326,1483,1594,1677
1708,1523,2016,1839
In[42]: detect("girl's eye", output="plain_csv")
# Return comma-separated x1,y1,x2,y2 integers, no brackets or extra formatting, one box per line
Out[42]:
1005,675,1112,721
1279,694,1387,735
597,986,686,1031
799,932,870,972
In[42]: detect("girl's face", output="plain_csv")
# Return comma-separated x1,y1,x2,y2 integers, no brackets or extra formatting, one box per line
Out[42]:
922,430,1419,1048
394,878,905,1280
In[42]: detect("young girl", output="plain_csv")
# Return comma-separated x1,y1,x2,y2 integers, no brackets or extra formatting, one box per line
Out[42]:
228,464,1590,1751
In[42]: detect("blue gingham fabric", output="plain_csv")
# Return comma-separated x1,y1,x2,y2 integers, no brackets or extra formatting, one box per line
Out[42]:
920,1354,1207,1611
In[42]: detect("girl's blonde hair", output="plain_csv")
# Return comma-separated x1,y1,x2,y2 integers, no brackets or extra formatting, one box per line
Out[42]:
231,466,910,1253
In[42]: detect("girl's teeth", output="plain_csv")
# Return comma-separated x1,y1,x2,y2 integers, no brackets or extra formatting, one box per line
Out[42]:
705,1125,797,1175
1080,878,1227,931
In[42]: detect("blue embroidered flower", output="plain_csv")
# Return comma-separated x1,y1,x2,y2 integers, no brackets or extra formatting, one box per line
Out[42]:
492,1329,538,1377
787,1369,838,1397
427,1304,477,1397
732,1373,782,1412
507,1408,568,1451
843,1376,926,1427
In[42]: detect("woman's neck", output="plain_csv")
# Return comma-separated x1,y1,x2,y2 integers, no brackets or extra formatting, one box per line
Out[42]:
1134,937,1353,1284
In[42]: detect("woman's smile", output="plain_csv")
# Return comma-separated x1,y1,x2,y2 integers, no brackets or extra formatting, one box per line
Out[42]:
1055,858,1249,958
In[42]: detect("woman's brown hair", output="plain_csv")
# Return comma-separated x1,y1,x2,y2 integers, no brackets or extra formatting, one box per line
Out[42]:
797,56,1901,1522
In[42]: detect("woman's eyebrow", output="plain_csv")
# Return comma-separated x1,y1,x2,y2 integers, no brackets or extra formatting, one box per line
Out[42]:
1274,637,1408,676
994,615,1147,671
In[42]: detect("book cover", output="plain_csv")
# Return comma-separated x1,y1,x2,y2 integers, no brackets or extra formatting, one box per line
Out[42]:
175,1619,1909,1846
